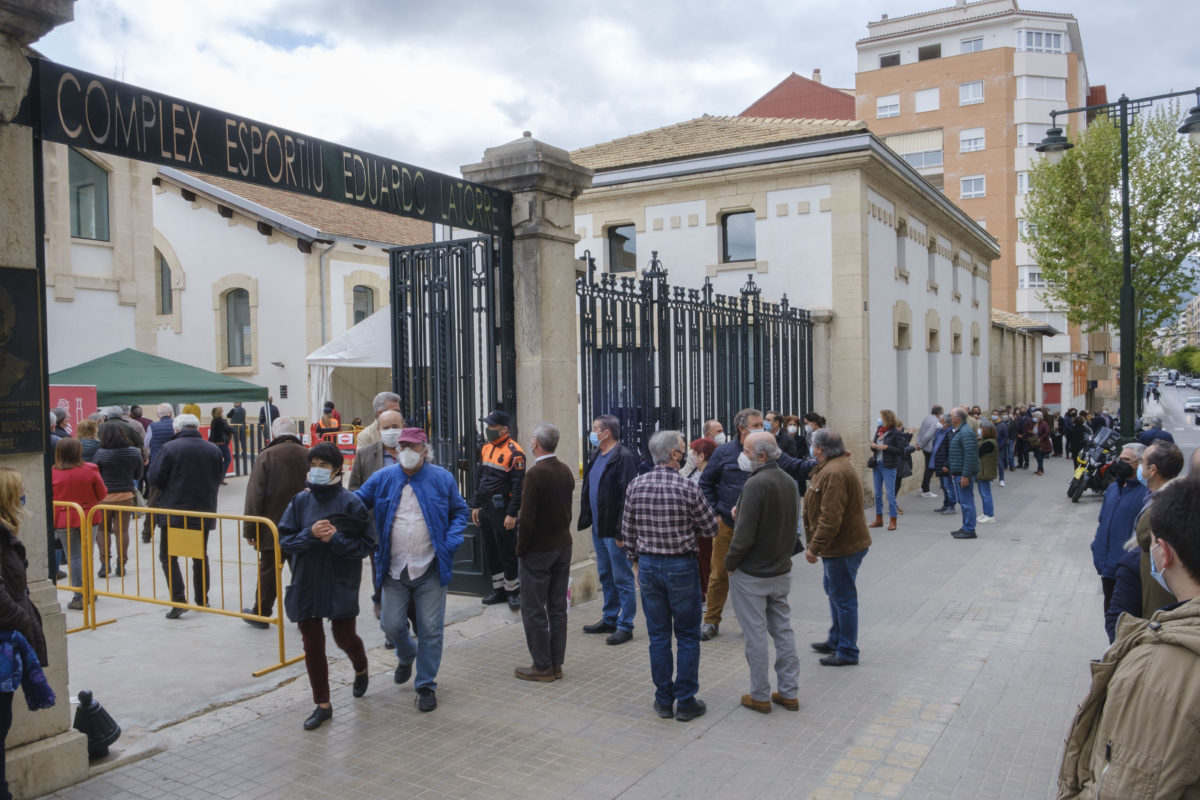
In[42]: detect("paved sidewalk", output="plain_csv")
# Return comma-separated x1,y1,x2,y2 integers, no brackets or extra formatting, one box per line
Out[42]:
40,456,1109,800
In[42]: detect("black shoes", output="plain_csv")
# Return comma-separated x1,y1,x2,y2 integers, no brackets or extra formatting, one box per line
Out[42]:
674,699,707,722
653,700,674,719
810,641,835,654
481,589,508,605
507,593,521,611
606,629,633,645
583,620,617,634
394,662,412,685
165,607,186,620
242,609,270,629
819,655,858,667
700,623,719,641
97,564,109,578
303,705,332,731
352,671,369,698
416,686,437,712
951,529,978,539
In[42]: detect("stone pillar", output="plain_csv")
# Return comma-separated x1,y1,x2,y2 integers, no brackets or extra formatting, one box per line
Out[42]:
0,3,91,798
461,133,595,599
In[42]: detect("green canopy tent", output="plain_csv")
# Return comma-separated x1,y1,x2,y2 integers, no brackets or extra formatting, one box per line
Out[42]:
49,348,269,406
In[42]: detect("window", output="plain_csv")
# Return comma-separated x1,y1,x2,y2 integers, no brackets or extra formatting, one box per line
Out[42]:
225,289,251,367
960,175,986,199
1016,29,1064,53
155,249,172,315
902,150,943,169
959,127,985,152
352,285,375,325
918,43,941,61
1017,76,1067,101
880,52,900,68
959,81,984,106
1017,123,1050,147
721,212,756,262
607,224,637,272
974,219,987,230
914,88,940,113
1043,360,1062,373
1017,218,1036,239
876,94,899,118
69,149,110,241
1017,171,1031,196
960,37,983,53
1019,269,1046,289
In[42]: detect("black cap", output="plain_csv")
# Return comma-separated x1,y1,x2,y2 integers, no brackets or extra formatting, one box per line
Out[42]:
482,410,511,427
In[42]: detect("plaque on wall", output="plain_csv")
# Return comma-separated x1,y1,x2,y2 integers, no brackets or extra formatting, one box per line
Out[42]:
0,267,45,454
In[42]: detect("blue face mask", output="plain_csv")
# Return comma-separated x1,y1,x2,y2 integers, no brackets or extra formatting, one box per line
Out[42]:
588,432,600,447
307,467,332,485
876,418,883,428
1149,542,1173,596
763,420,772,432
1137,464,1149,487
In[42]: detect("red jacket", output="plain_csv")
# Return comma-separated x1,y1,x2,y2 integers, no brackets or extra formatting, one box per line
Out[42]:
52,463,108,528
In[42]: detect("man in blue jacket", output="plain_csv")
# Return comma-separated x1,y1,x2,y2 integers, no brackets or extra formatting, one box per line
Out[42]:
356,427,469,713
947,408,980,540
1091,444,1150,618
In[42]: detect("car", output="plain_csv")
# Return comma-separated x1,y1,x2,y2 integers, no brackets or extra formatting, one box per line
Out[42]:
1185,397,1200,413
1164,379,1175,386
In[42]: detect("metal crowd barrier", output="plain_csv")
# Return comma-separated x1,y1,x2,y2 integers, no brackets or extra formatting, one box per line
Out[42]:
68,503,303,677
51,501,110,633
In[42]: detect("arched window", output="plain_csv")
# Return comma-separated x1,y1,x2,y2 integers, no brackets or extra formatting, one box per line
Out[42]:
155,248,172,315
225,289,251,366
353,285,375,324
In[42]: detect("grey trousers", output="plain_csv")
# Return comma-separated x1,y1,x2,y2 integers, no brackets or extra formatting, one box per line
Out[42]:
518,544,572,670
729,570,800,702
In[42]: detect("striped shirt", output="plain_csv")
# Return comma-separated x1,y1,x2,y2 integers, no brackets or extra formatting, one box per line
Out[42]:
620,466,718,558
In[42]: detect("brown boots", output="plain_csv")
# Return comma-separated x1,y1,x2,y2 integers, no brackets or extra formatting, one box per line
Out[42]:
869,514,884,528
887,517,897,531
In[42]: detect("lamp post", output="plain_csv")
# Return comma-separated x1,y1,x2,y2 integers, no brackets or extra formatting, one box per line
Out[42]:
1036,88,1200,440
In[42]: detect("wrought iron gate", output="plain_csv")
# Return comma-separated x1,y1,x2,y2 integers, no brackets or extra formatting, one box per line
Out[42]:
577,251,813,456
390,236,515,594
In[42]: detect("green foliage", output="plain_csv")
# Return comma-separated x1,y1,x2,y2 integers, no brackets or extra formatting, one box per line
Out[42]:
1165,346,1199,373
1189,350,1200,376
1024,101,1200,374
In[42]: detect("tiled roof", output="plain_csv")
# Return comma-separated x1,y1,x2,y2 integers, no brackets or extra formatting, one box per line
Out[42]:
740,73,857,121
174,170,432,246
571,114,867,172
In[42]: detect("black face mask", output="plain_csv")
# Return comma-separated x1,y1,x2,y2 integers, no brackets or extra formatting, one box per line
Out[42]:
1111,461,1135,481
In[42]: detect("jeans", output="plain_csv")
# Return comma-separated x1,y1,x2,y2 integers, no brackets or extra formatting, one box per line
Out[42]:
872,465,898,517
638,554,702,708
593,531,636,632
822,549,868,662
380,568,448,690
55,525,92,599
956,477,977,532
978,480,994,517
729,571,799,701
1002,440,1014,471
938,474,957,508
1034,449,1045,472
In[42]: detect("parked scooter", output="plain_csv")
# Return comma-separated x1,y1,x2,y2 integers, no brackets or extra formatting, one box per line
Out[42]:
1067,426,1119,503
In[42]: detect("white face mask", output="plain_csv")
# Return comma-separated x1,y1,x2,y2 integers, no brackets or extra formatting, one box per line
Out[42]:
380,428,403,449
713,432,727,445
787,424,799,435
398,448,423,470
737,452,754,472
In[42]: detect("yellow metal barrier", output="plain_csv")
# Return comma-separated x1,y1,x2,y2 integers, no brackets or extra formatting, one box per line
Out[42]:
51,501,110,633
82,503,304,677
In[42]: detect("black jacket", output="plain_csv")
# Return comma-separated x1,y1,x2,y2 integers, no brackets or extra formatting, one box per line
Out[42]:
278,483,375,622
873,427,906,470
578,444,638,539
0,523,47,665
700,437,814,526
148,429,224,530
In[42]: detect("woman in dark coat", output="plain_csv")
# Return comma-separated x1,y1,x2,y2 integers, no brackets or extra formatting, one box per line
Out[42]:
278,442,375,731
1033,411,1052,475
208,407,235,485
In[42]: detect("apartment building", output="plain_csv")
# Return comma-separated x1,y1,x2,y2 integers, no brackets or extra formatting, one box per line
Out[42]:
854,0,1110,411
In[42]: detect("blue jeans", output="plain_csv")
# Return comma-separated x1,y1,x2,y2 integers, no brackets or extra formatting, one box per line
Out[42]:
593,531,636,632
872,465,898,517
1001,441,1014,472
380,569,448,690
638,554,702,708
978,479,994,517
938,474,957,508
822,548,868,662
956,476,977,532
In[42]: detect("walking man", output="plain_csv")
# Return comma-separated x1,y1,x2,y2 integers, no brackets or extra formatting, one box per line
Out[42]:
578,414,639,645
948,408,980,540
916,404,943,499
727,431,801,713
356,428,468,712
513,423,575,682
621,430,717,721
471,410,525,610
141,402,175,543
803,428,871,666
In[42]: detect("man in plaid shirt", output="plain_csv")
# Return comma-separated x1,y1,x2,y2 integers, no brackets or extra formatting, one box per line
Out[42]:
621,430,718,722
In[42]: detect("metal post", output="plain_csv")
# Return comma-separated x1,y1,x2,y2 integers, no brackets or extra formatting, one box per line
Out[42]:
1118,95,1136,440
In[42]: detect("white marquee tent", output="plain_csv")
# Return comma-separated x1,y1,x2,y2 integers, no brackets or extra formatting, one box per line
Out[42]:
306,307,392,423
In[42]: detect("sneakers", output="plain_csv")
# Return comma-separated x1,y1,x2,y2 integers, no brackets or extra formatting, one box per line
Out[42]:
394,662,413,685
67,595,83,611
999,479,1006,487
415,686,437,712
653,700,674,719
977,515,996,524
951,529,978,539
771,692,799,711
741,694,771,714
700,623,719,641
920,491,938,499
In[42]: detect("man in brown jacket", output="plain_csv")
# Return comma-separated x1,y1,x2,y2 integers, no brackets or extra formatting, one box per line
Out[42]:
803,427,871,667
513,422,575,682
241,416,309,626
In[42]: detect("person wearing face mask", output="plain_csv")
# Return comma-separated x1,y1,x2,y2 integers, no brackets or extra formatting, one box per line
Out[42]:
993,411,1009,487
703,419,726,446
356,427,469,713
470,410,526,610
1089,445,1150,620
1057,475,1200,800
578,415,640,644
778,415,804,459
868,410,904,531
349,410,408,625
620,430,718,721
241,416,310,627
915,405,944,499
1132,442,1185,616
277,442,375,731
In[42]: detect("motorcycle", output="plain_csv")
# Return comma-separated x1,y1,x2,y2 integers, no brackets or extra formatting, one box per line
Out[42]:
1067,426,1119,503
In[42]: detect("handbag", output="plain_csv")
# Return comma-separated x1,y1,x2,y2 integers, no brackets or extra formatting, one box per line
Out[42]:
866,455,877,469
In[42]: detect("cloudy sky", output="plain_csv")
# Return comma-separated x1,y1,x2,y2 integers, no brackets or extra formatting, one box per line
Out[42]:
36,0,1200,177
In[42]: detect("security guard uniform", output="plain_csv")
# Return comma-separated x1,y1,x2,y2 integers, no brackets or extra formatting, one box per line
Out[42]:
473,411,525,607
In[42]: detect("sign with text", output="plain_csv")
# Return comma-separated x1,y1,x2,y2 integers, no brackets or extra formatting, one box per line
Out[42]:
49,385,98,436
33,58,511,238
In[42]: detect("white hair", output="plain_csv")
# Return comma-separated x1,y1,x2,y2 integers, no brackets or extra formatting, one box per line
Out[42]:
272,416,298,437
156,402,174,417
174,413,200,431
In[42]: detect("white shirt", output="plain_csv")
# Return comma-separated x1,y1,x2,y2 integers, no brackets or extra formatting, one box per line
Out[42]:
389,484,435,580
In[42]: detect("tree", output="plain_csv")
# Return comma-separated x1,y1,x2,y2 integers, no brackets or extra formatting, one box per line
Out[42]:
1023,101,1200,375
1166,345,1199,373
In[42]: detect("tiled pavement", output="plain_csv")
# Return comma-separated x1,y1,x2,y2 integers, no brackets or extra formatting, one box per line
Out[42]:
39,456,1110,800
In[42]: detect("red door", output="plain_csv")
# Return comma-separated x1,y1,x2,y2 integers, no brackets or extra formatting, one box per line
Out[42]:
1043,383,1062,406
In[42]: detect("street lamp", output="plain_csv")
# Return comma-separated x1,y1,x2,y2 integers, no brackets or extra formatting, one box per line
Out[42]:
1036,88,1200,440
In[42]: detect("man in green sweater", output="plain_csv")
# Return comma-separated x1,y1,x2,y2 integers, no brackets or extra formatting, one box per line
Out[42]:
726,431,801,714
